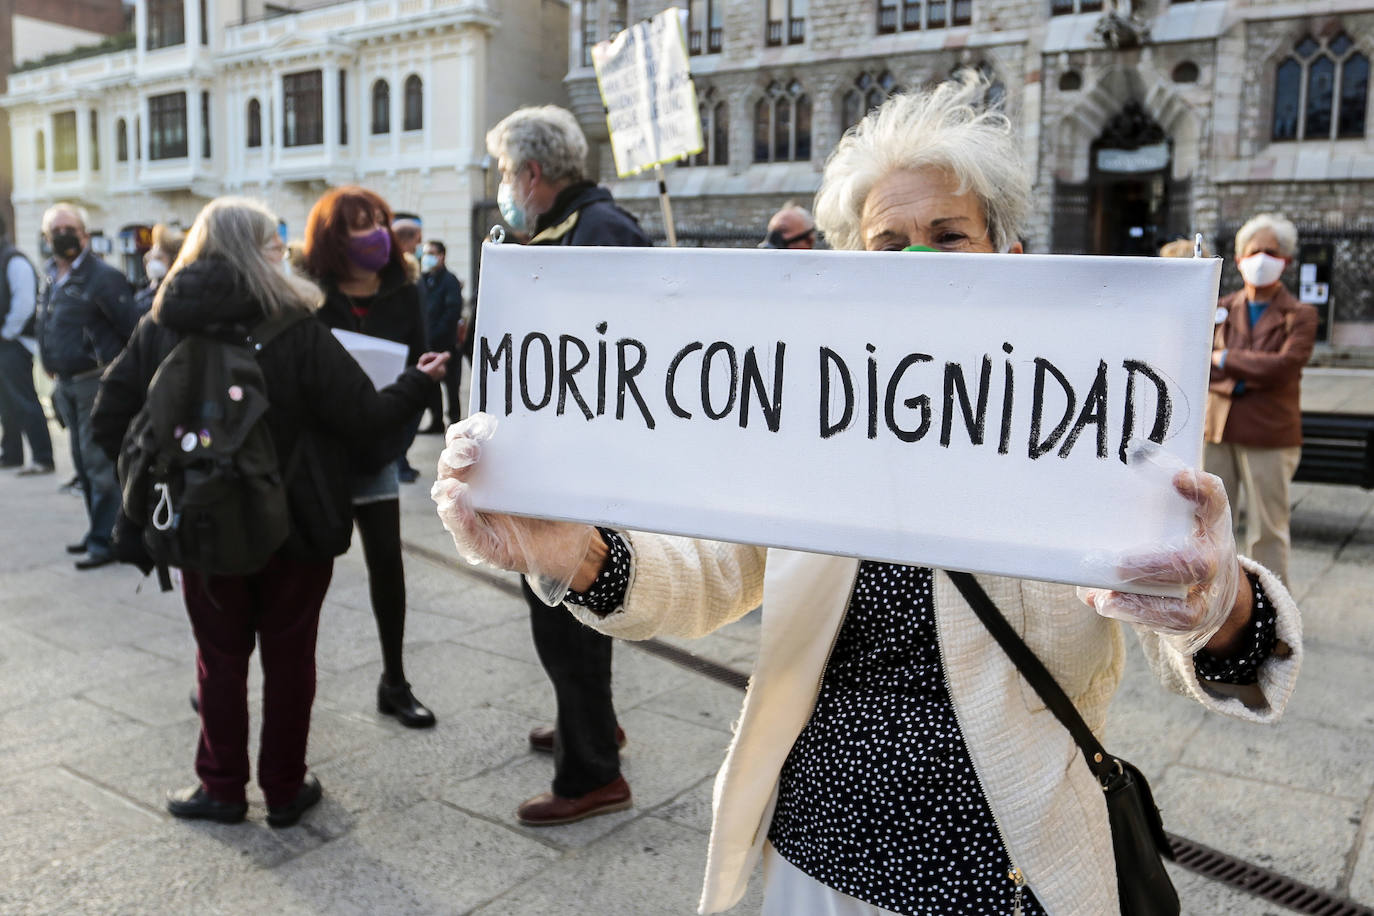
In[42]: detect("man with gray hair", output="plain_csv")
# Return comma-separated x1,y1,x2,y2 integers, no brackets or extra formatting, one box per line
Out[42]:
1204,212,1315,584
485,104,649,827
35,202,137,569
759,202,816,249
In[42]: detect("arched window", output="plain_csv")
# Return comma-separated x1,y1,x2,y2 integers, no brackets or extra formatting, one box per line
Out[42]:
371,79,390,135
247,98,262,148
35,132,45,170
840,71,898,134
679,87,730,167
1059,69,1083,92
1273,33,1368,140
403,75,423,131
116,118,129,162
753,79,810,163
1171,61,1199,84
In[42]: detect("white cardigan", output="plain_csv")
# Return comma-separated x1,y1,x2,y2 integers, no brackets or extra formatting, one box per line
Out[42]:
567,539,1302,916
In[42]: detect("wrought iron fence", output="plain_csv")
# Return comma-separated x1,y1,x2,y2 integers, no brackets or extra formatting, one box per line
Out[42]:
1215,222,1374,326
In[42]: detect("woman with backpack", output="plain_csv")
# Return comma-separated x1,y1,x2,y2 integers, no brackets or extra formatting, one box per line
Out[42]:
301,187,437,729
91,197,448,826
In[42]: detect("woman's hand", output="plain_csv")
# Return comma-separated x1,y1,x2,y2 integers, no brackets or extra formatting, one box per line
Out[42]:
431,413,603,606
416,351,449,380
1078,451,1244,655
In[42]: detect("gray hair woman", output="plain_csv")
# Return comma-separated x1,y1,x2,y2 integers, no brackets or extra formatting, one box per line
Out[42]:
1203,211,1313,585
93,196,446,830
438,75,1301,915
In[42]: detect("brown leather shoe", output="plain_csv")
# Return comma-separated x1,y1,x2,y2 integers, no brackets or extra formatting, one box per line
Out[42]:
528,724,628,754
516,776,632,826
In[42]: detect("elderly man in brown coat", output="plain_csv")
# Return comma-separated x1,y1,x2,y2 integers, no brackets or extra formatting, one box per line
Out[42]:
1204,213,1316,584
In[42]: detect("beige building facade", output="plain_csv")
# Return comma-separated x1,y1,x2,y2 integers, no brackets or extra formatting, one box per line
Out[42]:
568,0,1374,352
1,0,569,289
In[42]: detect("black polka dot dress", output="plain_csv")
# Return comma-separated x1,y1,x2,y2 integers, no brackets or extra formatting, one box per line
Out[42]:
567,538,1278,915
767,562,1045,916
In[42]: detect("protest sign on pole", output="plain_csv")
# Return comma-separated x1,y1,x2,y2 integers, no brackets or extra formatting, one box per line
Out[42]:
592,7,701,245
467,244,1221,596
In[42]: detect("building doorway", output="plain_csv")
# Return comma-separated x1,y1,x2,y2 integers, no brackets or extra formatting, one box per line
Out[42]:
1053,101,1192,255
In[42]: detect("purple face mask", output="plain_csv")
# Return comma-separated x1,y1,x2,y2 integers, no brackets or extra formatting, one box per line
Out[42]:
346,227,392,273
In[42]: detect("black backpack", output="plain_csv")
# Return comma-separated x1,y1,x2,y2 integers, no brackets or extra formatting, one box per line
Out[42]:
118,310,309,578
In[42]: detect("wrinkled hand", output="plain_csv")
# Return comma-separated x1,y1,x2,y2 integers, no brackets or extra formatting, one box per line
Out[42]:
417,351,449,380
1077,443,1241,655
431,413,597,607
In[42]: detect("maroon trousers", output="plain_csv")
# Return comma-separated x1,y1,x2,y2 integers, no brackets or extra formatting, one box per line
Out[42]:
182,554,334,808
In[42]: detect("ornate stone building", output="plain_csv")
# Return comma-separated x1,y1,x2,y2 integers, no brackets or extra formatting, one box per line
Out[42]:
0,0,569,290
567,0,1374,350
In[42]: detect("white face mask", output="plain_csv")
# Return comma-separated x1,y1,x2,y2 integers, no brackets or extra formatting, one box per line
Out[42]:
420,253,439,273
145,258,168,282
1238,252,1286,288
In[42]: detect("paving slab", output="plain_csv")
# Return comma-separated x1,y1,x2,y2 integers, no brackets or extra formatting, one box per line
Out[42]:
1157,766,1363,893
5,398,1374,913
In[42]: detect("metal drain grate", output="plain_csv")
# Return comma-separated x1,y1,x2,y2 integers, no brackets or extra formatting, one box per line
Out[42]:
414,543,1374,916
1169,833,1373,916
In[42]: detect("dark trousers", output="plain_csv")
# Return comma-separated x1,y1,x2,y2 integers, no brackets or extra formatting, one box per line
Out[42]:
423,346,464,428
354,498,407,683
0,339,52,467
52,374,118,556
524,579,621,797
183,554,334,807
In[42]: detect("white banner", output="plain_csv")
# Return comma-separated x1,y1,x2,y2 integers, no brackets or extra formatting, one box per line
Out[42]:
467,245,1221,595
592,7,702,177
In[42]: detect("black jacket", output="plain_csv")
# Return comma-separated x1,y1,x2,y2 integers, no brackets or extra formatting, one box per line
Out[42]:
423,267,464,350
91,258,432,562
530,182,652,248
315,260,427,364
37,251,137,377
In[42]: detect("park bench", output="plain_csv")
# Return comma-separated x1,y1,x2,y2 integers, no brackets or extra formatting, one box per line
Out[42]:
1296,411,1374,489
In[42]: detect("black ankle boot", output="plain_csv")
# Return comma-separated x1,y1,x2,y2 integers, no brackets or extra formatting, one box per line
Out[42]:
377,678,436,728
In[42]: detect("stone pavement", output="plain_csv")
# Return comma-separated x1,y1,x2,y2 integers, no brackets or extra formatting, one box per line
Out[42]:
2,379,1372,915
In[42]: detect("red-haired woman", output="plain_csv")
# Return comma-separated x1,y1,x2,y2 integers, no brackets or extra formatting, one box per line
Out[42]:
303,186,436,728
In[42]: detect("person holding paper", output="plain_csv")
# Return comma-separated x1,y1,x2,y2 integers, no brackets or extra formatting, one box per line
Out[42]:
440,74,1302,915
92,197,446,827
484,104,651,827
303,186,438,729
1204,214,1315,585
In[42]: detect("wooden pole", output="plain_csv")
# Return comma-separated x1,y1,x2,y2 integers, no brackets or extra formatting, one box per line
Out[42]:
655,164,678,247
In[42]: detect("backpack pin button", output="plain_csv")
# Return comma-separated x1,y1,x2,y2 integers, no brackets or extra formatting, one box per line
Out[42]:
180,432,197,452
228,385,244,402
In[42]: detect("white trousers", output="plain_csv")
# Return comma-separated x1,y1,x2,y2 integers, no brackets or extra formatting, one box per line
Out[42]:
762,844,902,916
1203,442,1302,585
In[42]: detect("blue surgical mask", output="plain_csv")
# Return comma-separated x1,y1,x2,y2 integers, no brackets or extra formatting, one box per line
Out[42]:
420,253,438,273
497,181,528,234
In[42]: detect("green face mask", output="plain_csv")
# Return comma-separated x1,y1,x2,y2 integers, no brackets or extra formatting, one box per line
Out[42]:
901,245,939,253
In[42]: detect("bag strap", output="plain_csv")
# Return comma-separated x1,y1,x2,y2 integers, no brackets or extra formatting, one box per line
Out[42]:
247,308,311,352
946,570,1117,784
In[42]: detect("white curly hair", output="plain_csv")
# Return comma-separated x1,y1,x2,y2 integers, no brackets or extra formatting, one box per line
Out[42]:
814,71,1030,253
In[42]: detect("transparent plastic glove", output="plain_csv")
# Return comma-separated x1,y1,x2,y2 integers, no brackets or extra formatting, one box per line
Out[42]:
1077,440,1241,655
431,413,597,607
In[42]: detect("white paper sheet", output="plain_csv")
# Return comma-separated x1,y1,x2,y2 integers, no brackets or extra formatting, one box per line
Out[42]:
331,329,408,391
468,244,1221,596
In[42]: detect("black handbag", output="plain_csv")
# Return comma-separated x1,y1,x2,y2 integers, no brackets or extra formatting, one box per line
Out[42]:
948,571,1180,916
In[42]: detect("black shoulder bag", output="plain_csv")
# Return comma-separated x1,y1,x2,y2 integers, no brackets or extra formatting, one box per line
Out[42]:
947,571,1180,916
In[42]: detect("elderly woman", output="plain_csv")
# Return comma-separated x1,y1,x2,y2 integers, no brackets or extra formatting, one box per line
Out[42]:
1204,214,1316,585
435,75,1301,915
